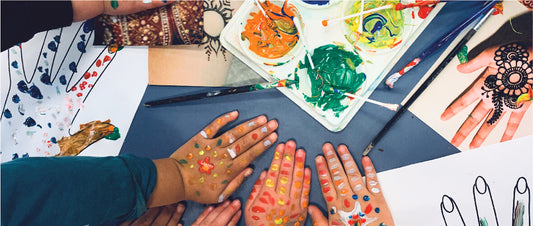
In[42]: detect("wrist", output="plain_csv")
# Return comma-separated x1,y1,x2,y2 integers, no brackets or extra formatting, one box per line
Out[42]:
147,158,185,207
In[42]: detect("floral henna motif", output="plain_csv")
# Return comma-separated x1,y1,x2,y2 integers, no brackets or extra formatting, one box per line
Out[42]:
482,42,533,124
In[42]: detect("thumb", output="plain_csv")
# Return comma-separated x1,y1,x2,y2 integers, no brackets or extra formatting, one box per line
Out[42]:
308,205,329,226
457,46,499,73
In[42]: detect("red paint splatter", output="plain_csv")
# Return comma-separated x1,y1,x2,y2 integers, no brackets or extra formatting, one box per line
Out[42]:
235,144,241,153
319,170,327,176
391,40,403,49
88,84,93,88
248,194,254,200
252,216,260,220
418,6,433,19
281,170,290,175
323,187,330,193
83,72,91,79
270,172,277,177
251,187,256,193
282,163,292,168
96,59,102,67
71,86,77,91
326,196,334,202
255,179,262,185
91,71,97,77
103,55,111,63
290,213,299,219
76,93,82,97
197,157,214,175
344,199,350,208
252,133,258,140
259,197,269,204
364,203,373,214
320,179,329,185
252,206,266,213
412,11,415,19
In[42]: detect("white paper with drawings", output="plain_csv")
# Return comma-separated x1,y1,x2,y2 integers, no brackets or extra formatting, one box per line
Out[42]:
1,20,148,162
377,135,532,225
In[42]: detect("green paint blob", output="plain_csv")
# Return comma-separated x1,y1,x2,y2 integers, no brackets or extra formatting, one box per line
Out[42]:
104,127,121,140
227,163,233,168
179,159,188,164
221,180,228,184
296,44,366,116
216,139,222,146
110,0,119,10
196,191,201,196
479,217,488,226
194,143,200,148
457,45,468,64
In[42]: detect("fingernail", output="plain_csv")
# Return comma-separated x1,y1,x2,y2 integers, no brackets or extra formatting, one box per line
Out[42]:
232,199,241,207
245,169,253,177
268,120,278,129
223,200,231,207
257,115,267,124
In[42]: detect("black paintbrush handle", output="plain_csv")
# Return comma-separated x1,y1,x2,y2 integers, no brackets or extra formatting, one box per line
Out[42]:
144,85,255,107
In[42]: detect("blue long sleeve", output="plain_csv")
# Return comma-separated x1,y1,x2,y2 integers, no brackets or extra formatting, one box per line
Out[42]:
1,154,157,225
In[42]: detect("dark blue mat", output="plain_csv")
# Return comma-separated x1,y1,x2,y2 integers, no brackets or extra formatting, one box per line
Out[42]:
119,1,484,225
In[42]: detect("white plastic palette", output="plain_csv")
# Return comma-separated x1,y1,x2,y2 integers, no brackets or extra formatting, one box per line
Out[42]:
221,0,443,132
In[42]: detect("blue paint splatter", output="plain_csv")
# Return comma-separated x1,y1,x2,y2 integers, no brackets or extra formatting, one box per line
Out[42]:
48,41,58,52
43,52,47,58
28,85,43,99
375,207,380,213
40,73,52,85
363,195,369,201
77,41,86,53
22,153,29,158
54,35,60,43
352,194,358,200
37,66,43,72
80,34,86,42
11,61,18,69
302,0,329,5
12,153,19,160
83,19,95,33
12,94,20,103
48,123,52,128
3,109,12,118
37,124,42,129
17,80,28,93
23,117,36,127
69,62,77,72
51,137,57,143
59,75,67,85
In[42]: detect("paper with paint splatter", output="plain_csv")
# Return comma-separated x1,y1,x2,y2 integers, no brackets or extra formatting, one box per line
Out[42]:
1,20,148,162
221,0,443,131
408,1,532,151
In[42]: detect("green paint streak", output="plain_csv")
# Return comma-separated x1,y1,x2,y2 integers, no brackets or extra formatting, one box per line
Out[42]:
479,217,488,226
227,163,233,168
110,0,119,10
457,45,468,64
194,143,199,148
104,127,121,140
221,180,228,184
345,0,404,49
216,139,222,146
196,191,201,196
513,200,525,226
179,159,188,164
296,44,366,116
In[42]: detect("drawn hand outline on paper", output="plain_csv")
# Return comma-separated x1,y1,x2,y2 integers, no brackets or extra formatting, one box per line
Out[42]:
441,42,533,149
1,19,120,161
441,176,530,226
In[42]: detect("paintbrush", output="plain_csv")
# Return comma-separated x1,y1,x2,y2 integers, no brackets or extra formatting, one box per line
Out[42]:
144,79,295,107
385,0,494,88
293,16,315,70
362,2,497,156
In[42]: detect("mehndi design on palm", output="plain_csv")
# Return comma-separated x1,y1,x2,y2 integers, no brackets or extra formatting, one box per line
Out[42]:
315,143,394,226
441,42,533,149
245,140,312,226
169,111,279,204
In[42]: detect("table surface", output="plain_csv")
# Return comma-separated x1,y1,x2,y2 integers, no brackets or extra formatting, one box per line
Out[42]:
120,2,490,225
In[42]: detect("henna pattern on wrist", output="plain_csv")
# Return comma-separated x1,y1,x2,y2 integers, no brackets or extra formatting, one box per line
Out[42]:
482,42,533,124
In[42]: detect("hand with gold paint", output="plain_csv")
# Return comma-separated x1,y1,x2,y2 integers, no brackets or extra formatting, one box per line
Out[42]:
244,140,312,226
308,143,394,226
147,111,278,207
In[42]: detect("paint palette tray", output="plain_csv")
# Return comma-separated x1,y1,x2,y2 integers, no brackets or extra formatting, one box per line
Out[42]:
221,0,443,132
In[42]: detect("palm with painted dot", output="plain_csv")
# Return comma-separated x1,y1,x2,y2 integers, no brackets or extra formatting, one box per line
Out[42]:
245,140,312,226
168,111,279,204
315,143,394,226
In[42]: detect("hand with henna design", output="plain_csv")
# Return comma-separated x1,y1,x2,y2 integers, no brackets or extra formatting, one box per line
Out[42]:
147,111,279,207
245,140,312,226
308,143,394,226
441,42,533,149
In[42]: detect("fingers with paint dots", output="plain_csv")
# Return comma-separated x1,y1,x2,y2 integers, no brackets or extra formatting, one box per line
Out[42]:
309,143,394,226
168,111,279,204
245,140,311,226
